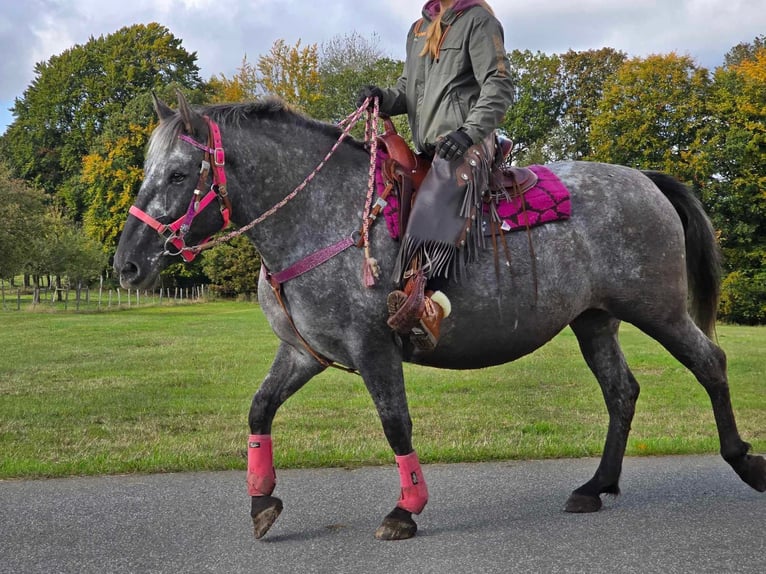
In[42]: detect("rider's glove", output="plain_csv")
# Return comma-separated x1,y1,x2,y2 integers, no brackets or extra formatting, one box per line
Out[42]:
435,129,474,161
355,85,384,110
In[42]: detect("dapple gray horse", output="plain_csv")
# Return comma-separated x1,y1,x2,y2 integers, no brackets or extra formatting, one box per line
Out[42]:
114,92,765,541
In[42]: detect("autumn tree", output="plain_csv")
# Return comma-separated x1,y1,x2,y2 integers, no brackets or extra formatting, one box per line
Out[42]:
703,41,766,322
724,35,765,67
588,53,711,184
0,23,203,219
81,122,153,250
256,39,322,113
208,55,259,103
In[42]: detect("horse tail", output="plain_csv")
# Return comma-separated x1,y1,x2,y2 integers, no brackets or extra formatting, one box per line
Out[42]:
642,171,722,337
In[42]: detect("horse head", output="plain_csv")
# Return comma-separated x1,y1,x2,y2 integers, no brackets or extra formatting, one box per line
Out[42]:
114,90,230,289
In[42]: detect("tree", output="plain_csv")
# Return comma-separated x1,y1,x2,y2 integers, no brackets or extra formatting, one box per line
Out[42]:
0,161,46,279
313,33,407,140
81,121,152,250
703,42,766,322
555,48,626,160
1,23,203,219
314,33,403,121
724,35,765,67
45,210,107,285
502,50,564,164
588,53,711,184
201,236,261,298
207,55,259,103
256,39,322,113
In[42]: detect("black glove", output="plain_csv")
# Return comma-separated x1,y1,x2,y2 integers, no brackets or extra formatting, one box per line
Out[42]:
435,129,474,161
355,85,384,110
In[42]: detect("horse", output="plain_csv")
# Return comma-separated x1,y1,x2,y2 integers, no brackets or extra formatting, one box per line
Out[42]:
113,91,765,541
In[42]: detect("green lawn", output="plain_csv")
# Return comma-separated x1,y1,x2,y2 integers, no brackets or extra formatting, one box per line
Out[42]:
1,302,763,478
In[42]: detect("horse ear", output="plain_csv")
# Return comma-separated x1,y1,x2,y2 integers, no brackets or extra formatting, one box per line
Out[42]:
152,92,175,123
176,89,197,134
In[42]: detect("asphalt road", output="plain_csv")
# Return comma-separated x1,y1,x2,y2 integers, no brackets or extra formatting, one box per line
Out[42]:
1,455,763,574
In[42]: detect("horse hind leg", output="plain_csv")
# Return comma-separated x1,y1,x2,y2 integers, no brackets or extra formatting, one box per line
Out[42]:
566,310,640,513
642,315,766,492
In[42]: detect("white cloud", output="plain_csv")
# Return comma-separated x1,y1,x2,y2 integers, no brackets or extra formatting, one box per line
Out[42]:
1,0,764,133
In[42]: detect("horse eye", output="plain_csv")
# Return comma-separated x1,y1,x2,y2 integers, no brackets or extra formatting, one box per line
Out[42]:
169,172,186,184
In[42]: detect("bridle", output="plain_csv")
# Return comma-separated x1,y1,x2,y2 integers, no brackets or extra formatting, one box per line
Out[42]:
128,116,232,262
126,101,382,375
127,103,379,266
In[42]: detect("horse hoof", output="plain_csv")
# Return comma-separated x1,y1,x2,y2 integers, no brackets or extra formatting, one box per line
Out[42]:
251,495,284,539
564,492,603,513
374,507,417,540
733,454,766,492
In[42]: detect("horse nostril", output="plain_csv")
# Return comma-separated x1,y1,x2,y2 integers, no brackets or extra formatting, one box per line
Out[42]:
120,261,139,281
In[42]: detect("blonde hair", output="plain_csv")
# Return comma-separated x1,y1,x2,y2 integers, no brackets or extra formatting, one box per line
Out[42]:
420,1,495,59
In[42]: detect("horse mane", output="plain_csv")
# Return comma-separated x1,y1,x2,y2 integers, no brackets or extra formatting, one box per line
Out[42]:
147,96,364,168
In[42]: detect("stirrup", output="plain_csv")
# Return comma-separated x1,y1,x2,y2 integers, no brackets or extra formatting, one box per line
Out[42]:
386,271,426,334
410,292,449,352
387,290,423,334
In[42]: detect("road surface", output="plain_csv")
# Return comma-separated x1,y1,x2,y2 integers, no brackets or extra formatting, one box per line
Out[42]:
1,455,763,573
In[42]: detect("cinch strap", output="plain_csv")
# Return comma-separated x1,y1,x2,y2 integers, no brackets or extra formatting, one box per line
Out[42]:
247,434,276,497
395,451,428,514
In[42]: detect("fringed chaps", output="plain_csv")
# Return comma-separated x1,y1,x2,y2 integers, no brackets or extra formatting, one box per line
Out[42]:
392,133,497,285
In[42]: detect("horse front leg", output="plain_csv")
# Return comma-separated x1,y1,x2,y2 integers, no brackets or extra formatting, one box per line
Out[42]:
247,342,325,539
360,357,428,540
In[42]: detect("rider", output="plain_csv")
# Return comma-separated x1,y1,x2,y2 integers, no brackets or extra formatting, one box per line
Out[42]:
357,0,513,351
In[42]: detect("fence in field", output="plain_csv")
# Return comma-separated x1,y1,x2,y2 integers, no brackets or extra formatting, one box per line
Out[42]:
0,278,210,312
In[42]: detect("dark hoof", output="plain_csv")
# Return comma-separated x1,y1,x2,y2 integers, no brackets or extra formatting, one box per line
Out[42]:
251,495,283,539
564,492,603,513
732,454,766,492
374,507,417,540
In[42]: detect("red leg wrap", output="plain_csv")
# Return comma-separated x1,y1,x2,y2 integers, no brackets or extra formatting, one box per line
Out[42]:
395,451,429,514
247,434,276,496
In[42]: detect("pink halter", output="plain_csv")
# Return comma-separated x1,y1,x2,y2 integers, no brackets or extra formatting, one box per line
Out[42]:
128,116,231,262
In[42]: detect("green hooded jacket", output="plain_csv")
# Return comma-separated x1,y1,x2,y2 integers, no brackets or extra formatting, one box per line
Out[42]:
379,3,513,154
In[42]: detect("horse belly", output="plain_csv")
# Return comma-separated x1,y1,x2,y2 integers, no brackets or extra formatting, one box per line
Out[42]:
411,304,573,370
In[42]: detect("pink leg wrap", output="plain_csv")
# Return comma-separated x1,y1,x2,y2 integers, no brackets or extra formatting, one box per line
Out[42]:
395,451,429,514
247,434,276,497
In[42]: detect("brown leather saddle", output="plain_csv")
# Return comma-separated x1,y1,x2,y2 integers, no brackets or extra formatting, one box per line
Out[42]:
373,118,538,238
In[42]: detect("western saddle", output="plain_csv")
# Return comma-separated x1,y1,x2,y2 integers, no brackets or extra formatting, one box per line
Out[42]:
371,117,538,238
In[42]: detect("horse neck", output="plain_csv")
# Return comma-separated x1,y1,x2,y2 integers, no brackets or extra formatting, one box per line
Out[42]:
223,118,371,270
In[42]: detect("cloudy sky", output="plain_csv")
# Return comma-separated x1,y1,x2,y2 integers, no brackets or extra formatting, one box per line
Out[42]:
1,0,765,134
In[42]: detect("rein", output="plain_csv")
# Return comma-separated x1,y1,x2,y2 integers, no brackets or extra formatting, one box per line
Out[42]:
128,99,383,375
190,101,379,259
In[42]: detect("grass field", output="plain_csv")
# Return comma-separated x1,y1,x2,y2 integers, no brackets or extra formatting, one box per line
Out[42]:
1,301,764,479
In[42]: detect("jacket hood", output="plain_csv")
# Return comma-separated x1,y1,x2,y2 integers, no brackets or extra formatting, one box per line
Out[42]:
423,0,485,19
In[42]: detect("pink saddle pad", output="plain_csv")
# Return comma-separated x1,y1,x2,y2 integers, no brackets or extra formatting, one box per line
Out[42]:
486,165,571,232
375,153,571,240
